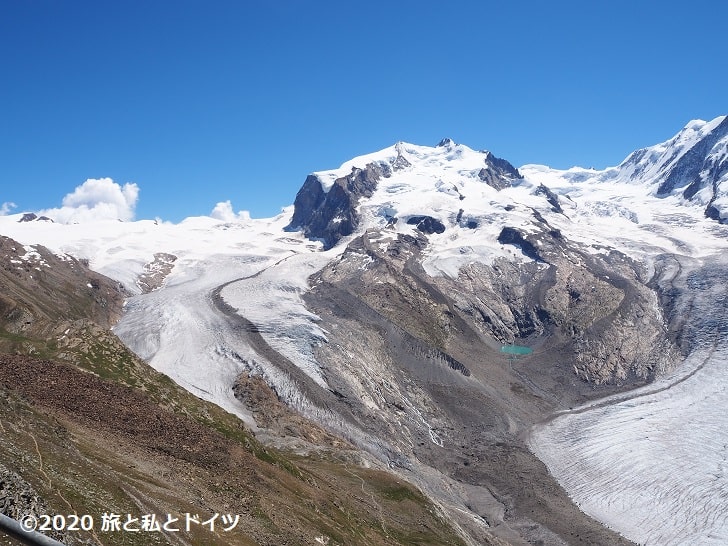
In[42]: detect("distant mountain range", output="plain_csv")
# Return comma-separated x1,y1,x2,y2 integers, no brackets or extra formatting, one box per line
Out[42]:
2,116,727,545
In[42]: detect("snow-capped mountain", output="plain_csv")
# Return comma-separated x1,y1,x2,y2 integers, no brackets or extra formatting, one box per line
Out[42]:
522,115,728,221
2,116,728,546
616,116,728,210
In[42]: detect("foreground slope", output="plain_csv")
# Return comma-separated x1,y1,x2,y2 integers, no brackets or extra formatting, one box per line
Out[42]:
0,234,466,546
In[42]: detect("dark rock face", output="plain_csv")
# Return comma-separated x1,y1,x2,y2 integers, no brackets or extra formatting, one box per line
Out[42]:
657,116,728,197
18,213,54,223
287,162,388,249
478,151,523,191
497,227,544,262
406,215,446,234
287,175,327,229
705,204,726,223
391,152,411,171
455,209,479,229
534,183,563,213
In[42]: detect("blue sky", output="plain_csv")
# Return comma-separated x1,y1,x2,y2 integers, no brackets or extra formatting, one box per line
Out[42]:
1,0,726,222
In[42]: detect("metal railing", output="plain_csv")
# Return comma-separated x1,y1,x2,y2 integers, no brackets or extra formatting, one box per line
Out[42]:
0,513,66,546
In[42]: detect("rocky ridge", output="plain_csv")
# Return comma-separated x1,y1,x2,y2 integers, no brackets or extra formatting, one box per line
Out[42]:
594,115,728,221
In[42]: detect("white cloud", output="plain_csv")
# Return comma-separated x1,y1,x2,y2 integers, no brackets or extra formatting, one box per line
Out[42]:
0,202,17,215
40,178,139,223
210,200,251,223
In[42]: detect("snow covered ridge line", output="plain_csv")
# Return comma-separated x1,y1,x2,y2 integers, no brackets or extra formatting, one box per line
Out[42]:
287,138,529,251
1,116,728,293
2,114,727,233
282,118,728,286
311,139,502,192
523,115,728,221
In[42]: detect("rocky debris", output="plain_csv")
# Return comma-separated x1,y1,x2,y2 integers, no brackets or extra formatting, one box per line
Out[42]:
0,463,74,544
0,304,35,334
287,162,388,249
299,230,637,545
447,240,677,384
232,371,351,451
136,252,177,293
1,463,45,520
0,354,233,468
0,353,466,546
477,151,523,191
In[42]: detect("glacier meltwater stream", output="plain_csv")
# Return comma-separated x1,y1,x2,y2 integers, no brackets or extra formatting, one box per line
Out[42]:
530,256,728,545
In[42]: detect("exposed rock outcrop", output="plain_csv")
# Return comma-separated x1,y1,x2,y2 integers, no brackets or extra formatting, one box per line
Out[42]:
136,252,177,293
0,236,127,344
299,228,642,545
18,213,53,223
534,183,563,213
0,463,74,544
497,227,545,263
478,151,523,190
287,162,388,249
406,215,446,234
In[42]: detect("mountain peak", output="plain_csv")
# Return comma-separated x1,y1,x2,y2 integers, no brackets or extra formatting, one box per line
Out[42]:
607,115,728,220
437,137,456,147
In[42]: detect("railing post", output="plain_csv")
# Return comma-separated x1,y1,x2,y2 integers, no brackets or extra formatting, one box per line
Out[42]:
0,513,67,546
